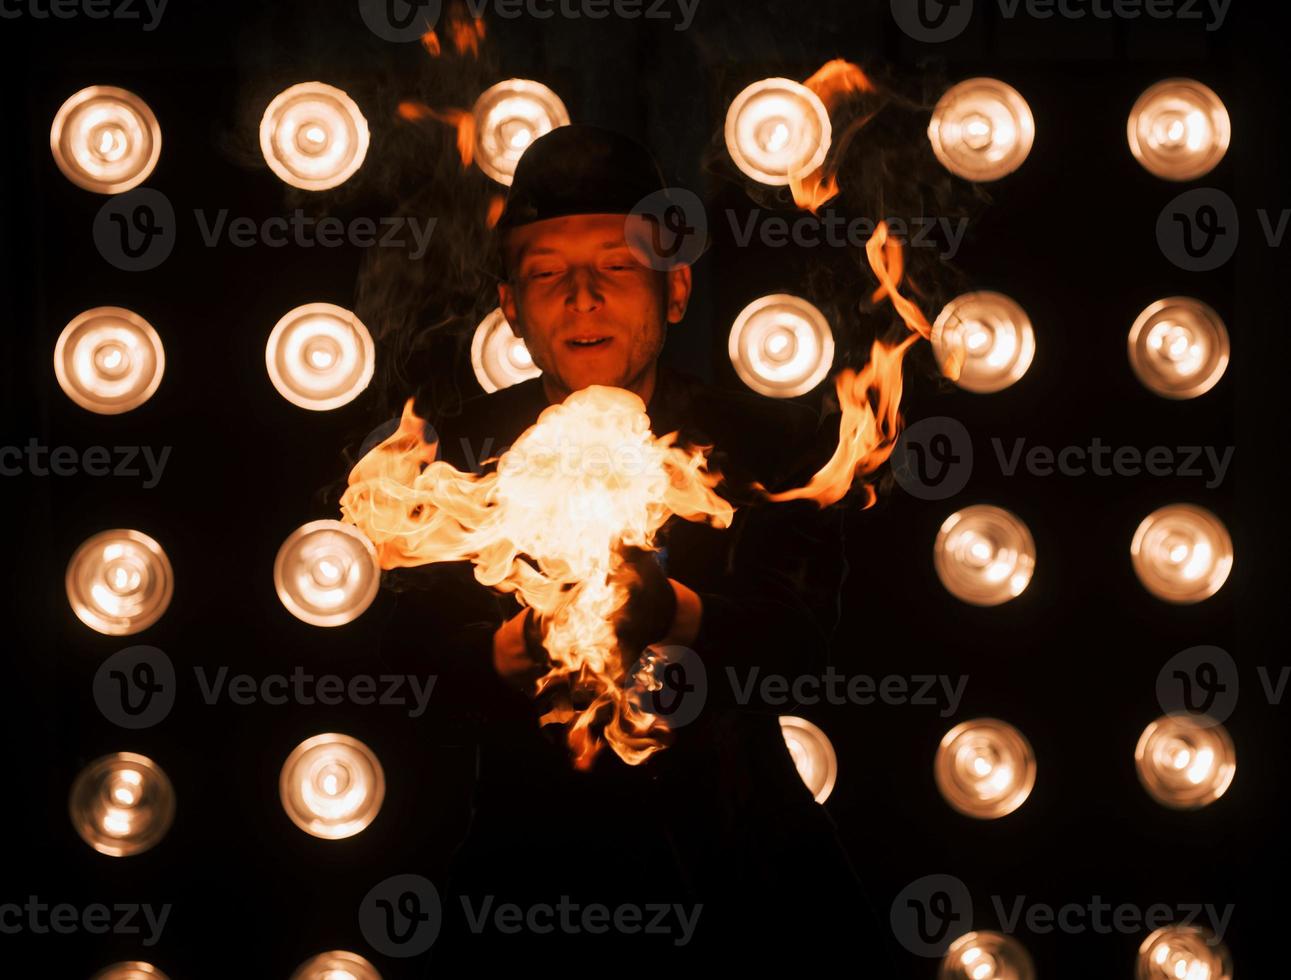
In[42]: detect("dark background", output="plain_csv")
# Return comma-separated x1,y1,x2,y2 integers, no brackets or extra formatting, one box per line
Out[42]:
2,0,1283,976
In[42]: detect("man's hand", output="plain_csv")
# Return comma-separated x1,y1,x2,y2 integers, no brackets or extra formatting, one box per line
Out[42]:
609,545,679,661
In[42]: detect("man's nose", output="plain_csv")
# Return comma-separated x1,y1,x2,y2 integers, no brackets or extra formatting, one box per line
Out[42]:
564,266,603,313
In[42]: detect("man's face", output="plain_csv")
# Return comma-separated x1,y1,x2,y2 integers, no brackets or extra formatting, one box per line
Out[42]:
499,213,692,404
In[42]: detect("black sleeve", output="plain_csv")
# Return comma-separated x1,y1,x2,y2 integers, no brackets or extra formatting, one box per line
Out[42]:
685,411,849,684
376,560,538,729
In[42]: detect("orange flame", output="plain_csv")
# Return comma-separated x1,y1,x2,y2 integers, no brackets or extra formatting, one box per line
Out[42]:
341,387,733,769
760,220,943,507
485,194,505,229
398,101,476,168
448,13,486,56
420,1,486,57
790,60,878,213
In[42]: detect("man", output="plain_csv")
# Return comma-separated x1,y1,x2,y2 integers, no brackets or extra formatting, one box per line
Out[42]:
381,125,888,968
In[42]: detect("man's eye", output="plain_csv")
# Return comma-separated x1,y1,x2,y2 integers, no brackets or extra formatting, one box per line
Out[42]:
529,269,560,280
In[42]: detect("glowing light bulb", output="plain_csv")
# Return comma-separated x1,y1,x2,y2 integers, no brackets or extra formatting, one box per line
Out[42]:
70,753,174,857
1131,504,1232,603
1135,714,1235,809
929,78,1034,182
91,963,171,980
932,292,1035,393
1128,298,1229,399
940,931,1036,980
280,734,385,839
50,86,161,194
1128,79,1230,181
260,82,370,190
935,719,1035,819
54,307,165,414
1137,924,1232,980
290,951,382,980
66,529,173,635
265,303,374,410
471,308,542,393
934,505,1035,606
472,79,570,186
274,520,380,627
779,716,837,803
725,78,831,186
728,294,835,398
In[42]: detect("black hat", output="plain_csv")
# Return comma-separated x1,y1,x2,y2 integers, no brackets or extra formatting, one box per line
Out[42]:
495,124,668,231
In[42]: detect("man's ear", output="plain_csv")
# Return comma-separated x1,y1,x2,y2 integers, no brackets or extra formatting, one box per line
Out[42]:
498,280,521,336
665,264,693,325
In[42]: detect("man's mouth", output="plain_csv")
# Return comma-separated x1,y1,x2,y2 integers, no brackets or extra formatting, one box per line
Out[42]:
566,336,613,349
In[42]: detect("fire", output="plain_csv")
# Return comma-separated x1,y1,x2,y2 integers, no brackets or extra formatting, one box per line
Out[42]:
759,220,952,508
790,59,878,213
341,386,733,769
420,3,486,57
398,101,476,168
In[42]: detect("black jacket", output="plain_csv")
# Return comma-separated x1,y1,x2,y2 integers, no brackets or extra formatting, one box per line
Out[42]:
378,365,885,965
